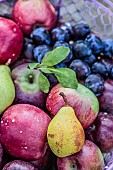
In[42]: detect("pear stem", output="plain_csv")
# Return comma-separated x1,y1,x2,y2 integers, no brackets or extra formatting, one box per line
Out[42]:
59,92,68,106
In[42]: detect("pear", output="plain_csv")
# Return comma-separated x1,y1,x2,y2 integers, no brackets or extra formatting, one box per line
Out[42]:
47,95,85,157
0,65,15,114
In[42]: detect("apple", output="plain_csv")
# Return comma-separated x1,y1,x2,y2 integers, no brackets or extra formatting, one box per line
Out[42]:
46,83,99,128
11,63,47,110
12,0,56,35
0,104,51,160
30,148,54,170
86,112,113,153
98,79,113,114
57,140,104,170
0,17,23,65
2,160,37,170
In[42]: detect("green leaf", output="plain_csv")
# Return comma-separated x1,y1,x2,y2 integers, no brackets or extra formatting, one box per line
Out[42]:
49,68,78,89
38,73,50,93
38,66,52,74
28,63,41,69
42,46,70,66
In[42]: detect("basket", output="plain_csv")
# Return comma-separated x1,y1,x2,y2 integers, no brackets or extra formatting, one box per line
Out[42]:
1,0,113,38
0,0,113,170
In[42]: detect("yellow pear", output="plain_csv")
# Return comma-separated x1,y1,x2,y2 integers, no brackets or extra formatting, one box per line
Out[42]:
47,101,85,157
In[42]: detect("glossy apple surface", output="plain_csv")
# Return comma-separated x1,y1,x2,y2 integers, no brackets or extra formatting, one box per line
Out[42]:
0,104,51,160
0,17,23,65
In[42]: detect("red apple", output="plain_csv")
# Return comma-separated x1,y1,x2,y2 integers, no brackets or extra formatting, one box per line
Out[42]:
11,63,47,110
2,160,37,170
98,79,113,114
46,83,99,128
57,140,104,170
12,0,57,35
30,148,54,170
86,112,113,153
0,17,23,65
0,104,51,160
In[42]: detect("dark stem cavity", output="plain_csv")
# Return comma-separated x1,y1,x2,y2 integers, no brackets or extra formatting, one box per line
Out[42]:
28,74,34,84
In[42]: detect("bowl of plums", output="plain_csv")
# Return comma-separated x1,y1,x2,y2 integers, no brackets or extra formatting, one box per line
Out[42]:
0,0,113,169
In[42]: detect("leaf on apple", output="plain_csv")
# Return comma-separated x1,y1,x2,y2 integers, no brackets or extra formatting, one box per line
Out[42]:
49,68,78,89
38,73,50,93
41,46,70,66
38,66,53,74
28,62,41,69
28,47,78,93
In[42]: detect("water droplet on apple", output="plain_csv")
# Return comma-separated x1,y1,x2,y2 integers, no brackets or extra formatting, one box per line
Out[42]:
48,95,52,99
104,112,108,115
1,120,3,124
5,123,7,126
36,119,39,122
13,28,17,32
20,131,23,134
12,53,16,57
24,146,28,150
12,119,15,123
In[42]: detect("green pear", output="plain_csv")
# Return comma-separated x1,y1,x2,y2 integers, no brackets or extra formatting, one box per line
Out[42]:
0,65,15,114
47,104,85,157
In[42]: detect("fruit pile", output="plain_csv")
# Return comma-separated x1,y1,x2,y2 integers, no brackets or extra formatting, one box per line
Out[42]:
0,0,113,170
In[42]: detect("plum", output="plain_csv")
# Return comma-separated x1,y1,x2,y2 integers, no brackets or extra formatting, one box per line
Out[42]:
87,112,113,153
0,17,23,65
98,79,113,114
12,0,57,35
0,104,51,160
2,160,38,170
57,140,104,170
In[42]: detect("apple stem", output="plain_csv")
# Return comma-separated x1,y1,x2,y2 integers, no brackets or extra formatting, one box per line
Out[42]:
28,74,34,83
59,92,68,106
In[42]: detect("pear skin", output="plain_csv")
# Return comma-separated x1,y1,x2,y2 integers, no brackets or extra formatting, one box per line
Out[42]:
47,105,85,157
0,65,15,114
